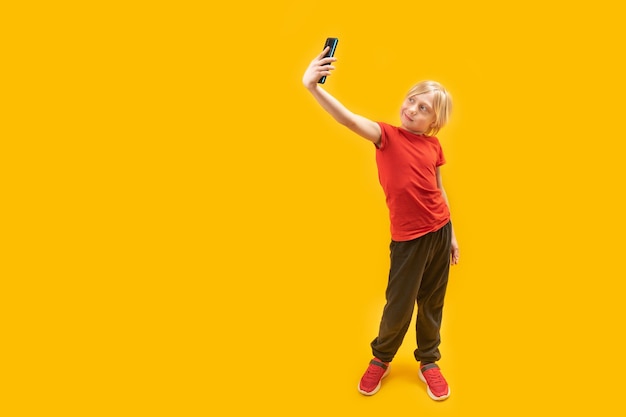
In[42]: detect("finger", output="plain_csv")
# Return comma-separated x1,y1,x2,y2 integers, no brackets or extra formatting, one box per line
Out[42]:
313,66,335,79
319,57,337,67
317,46,330,59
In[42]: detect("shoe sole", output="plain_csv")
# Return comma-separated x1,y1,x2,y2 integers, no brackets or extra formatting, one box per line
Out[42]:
418,368,450,401
357,366,390,396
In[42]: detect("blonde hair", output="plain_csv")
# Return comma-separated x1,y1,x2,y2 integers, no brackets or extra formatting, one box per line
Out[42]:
405,81,452,136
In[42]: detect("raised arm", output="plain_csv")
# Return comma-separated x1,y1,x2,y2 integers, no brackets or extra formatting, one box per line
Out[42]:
302,47,381,146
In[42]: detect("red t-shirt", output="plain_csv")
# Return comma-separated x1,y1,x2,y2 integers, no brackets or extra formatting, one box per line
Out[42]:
375,122,450,241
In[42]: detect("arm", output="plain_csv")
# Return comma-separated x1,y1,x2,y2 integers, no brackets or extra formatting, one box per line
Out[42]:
302,47,382,146
436,167,460,265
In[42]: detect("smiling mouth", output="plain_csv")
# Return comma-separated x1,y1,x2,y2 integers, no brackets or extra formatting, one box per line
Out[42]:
403,112,414,122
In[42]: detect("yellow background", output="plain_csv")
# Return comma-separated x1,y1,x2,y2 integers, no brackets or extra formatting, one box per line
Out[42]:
2,0,625,415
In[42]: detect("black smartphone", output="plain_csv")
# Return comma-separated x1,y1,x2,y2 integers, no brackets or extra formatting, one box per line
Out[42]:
318,37,338,84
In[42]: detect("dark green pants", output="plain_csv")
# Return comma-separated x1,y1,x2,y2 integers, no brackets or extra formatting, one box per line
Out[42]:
371,221,451,364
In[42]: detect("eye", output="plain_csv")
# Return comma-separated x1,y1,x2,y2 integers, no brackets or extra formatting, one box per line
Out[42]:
408,97,415,103
420,105,428,112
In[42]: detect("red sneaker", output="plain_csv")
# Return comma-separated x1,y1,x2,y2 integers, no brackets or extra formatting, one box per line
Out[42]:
358,358,390,396
418,363,450,401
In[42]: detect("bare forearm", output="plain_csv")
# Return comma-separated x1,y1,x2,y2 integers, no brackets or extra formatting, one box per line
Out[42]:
306,84,355,126
440,187,457,239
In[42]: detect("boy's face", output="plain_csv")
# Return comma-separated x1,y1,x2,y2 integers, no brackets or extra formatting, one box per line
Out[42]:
399,91,436,135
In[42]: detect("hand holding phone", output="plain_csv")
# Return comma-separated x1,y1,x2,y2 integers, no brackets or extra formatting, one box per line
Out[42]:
318,37,338,84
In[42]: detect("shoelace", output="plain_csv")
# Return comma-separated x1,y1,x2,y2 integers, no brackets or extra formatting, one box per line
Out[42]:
364,365,385,381
424,369,446,388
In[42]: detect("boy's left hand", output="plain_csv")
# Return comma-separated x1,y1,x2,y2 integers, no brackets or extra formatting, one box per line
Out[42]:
450,238,460,265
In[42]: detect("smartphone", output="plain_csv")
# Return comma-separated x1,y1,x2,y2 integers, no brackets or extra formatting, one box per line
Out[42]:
318,37,338,84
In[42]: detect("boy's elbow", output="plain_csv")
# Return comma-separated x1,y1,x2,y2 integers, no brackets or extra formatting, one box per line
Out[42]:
340,116,358,129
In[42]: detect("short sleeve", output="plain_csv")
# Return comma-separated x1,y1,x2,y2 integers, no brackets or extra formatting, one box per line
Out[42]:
376,122,391,150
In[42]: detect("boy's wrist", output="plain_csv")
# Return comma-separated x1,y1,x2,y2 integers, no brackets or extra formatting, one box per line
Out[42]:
306,83,320,92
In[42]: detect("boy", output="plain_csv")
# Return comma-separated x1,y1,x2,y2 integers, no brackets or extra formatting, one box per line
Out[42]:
302,45,460,401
